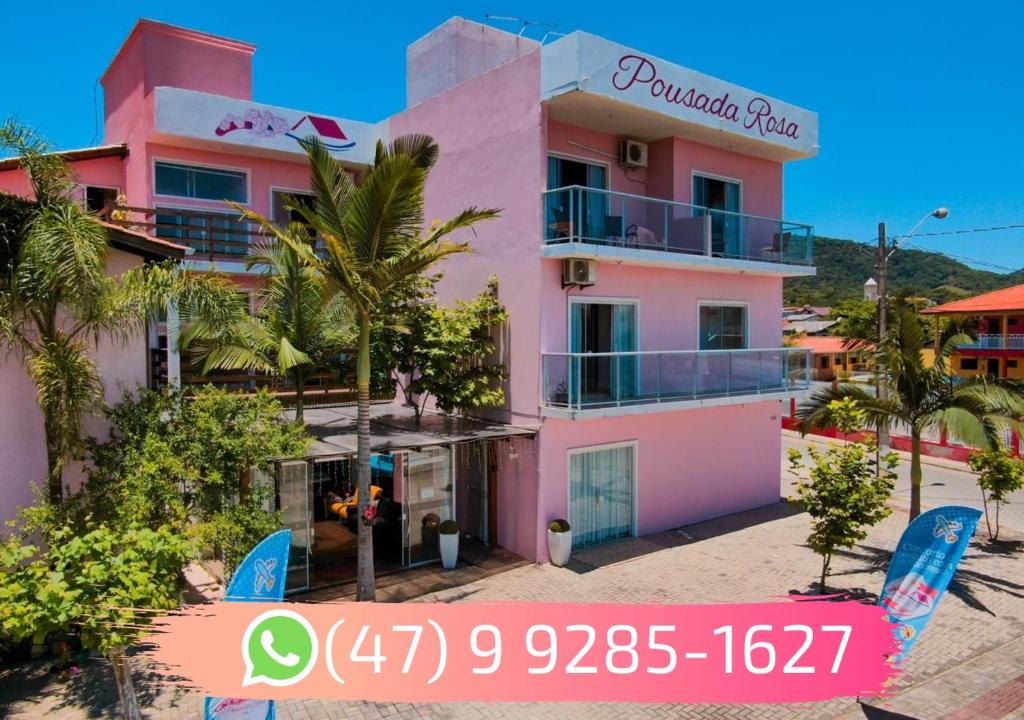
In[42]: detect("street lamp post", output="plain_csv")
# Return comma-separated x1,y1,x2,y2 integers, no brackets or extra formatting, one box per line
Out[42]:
876,208,949,453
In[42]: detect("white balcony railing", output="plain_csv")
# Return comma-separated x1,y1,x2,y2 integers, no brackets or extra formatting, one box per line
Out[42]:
543,186,814,266
541,348,812,412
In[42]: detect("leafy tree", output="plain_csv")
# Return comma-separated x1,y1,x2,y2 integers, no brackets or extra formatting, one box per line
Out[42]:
797,301,1024,520
236,135,499,601
968,448,1024,541
183,228,352,423
38,386,308,576
788,398,897,592
393,276,508,422
0,523,189,720
0,119,243,504
829,299,879,344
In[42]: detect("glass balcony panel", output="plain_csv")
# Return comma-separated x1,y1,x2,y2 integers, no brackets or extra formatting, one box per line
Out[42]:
542,186,813,266
541,348,811,411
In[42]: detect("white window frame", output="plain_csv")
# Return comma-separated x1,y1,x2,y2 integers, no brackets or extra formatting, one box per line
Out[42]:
696,300,750,350
547,152,612,189
566,295,640,353
565,439,639,542
152,157,251,206
690,170,743,211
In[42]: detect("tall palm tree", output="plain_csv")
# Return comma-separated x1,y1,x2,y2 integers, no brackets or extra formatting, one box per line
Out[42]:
183,227,352,423
241,135,499,601
0,119,242,504
797,301,1024,520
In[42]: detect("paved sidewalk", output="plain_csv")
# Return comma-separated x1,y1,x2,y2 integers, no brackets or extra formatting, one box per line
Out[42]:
3,498,1021,720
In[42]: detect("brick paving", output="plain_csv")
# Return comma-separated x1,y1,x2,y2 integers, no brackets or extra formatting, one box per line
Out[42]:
2,490,1022,719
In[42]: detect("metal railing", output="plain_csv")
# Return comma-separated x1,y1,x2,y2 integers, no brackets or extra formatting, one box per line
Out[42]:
541,347,812,411
542,186,814,266
959,333,1024,350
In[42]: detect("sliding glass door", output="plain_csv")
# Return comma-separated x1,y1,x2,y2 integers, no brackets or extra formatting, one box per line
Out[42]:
569,444,635,548
693,174,741,257
569,300,638,405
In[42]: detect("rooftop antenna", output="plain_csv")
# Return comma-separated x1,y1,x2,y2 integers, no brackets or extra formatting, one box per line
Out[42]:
484,14,556,38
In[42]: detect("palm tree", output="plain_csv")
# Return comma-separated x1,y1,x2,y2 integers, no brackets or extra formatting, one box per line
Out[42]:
240,135,499,600
0,119,242,504
183,226,352,423
797,300,1024,520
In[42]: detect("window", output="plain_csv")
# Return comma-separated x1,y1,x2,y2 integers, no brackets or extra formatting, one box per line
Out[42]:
1008,360,1018,369
155,161,247,203
699,305,747,350
960,358,979,371
272,189,314,226
569,443,635,548
693,174,740,256
84,186,118,216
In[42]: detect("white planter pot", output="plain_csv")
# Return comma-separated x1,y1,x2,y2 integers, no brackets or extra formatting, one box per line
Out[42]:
547,529,572,567
440,532,459,569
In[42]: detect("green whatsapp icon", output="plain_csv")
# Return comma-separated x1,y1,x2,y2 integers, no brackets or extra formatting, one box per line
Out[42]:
241,609,318,687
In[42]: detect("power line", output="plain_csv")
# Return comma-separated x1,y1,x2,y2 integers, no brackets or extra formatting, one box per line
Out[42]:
887,223,1024,241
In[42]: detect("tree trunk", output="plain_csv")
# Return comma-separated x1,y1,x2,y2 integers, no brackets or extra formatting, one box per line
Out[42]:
981,488,993,540
994,500,1001,542
356,312,376,602
820,553,830,594
108,646,142,720
294,367,305,425
44,416,63,505
909,429,923,521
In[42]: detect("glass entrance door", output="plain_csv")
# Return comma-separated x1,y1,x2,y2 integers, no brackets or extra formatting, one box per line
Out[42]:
569,444,635,548
402,447,455,566
693,174,741,257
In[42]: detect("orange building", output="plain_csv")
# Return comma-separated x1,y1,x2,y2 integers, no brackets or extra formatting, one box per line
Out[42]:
922,284,1024,379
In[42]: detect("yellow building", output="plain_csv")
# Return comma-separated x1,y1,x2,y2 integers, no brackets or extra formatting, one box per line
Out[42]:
922,284,1024,380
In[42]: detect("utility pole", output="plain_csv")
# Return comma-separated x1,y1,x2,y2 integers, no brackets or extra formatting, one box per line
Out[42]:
876,222,889,454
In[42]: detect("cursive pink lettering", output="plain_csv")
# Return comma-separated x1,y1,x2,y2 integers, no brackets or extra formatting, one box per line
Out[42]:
611,55,797,141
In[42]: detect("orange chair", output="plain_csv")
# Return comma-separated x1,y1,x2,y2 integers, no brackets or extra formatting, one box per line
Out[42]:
327,485,383,522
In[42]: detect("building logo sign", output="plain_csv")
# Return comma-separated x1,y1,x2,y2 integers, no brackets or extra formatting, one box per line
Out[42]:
215,107,357,152
611,54,801,141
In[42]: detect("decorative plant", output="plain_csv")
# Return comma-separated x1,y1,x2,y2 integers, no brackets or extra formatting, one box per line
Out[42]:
788,398,897,592
548,519,571,533
0,523,189,720
968,447,1024,541
438,519,460,535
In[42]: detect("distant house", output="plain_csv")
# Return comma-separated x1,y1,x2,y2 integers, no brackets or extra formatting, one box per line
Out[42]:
793,336,872,381
783,318,837,336
783,305,831,320
922,284,1024,379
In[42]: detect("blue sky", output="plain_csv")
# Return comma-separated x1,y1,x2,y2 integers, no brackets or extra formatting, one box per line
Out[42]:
3,0,1022,271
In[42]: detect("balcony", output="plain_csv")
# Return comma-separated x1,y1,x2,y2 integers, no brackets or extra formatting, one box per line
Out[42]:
541,347,812,418
959,334,1024,351
108,205,263,262
542,186,814,275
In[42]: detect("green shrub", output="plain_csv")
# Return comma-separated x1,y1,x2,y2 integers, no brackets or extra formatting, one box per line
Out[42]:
548,519,571,533
438,520,459,535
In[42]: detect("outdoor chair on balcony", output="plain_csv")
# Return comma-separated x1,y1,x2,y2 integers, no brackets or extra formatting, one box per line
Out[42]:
604,215,624,245
760,232,792,261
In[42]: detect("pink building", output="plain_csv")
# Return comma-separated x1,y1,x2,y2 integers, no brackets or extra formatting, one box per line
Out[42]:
0,18,817,581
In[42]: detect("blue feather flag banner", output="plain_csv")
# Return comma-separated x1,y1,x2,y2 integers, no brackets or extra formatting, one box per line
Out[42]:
205,529,292,719
878,506,981,664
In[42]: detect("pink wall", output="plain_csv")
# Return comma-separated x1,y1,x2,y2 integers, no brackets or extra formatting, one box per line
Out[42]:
0,248,149,523
0,156,126,200
536,400,783,560
546,120,783,216
388,46,546,560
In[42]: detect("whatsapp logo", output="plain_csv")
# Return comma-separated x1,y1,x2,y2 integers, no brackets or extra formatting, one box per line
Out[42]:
241,609,318,687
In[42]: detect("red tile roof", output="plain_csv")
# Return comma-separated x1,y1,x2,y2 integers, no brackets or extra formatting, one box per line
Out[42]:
793,336,867,354
922,284,1024,315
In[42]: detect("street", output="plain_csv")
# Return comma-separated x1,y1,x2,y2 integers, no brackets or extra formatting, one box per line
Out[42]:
782,430,1024,533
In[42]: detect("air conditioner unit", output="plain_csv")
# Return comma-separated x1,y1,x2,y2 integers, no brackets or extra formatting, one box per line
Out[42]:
619,139,648,168
563,258,597,287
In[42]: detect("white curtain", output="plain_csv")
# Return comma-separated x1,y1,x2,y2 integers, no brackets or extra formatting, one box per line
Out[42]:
570,445,634,547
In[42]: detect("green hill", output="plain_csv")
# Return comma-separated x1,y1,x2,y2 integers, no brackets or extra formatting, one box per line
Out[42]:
784,236,1024,306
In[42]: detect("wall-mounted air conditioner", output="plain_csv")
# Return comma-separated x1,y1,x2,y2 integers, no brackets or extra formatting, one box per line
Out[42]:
563,258,597,287
619,139,648,168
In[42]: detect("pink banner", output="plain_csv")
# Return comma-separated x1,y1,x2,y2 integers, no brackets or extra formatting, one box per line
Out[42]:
149,599,898,704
